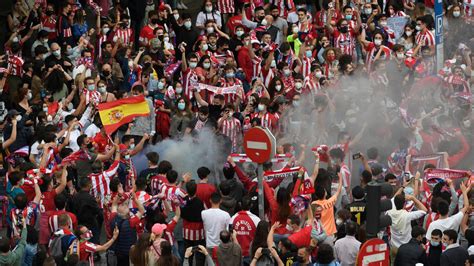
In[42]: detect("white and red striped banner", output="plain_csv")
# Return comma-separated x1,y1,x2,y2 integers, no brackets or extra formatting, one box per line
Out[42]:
424,168,470,184
196,83,241,95
264,167,301,181
230,153,292,163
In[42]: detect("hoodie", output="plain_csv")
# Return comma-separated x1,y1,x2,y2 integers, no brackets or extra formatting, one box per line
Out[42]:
217,242,242,266
0,228,26,266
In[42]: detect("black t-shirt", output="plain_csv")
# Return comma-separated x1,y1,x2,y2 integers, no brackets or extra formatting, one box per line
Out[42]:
138,167,159,181
346,200,367,226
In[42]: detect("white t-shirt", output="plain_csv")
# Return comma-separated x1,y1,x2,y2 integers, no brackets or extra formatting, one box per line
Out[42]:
201,208,230,248
426,211,464,240
387,199,426,248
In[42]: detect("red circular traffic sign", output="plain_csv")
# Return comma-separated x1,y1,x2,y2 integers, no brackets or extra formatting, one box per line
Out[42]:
243,127,276,164
356,238,389,266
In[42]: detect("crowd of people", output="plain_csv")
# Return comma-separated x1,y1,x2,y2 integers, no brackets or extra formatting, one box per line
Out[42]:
0,0,473,265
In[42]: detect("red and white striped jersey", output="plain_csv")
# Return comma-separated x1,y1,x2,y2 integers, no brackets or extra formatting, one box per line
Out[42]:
301,56,313,77
229,210,260,257
282,76,295,92
252,56,263,81
97,34,108,59
303,76,321,96
269,0,294,17
217,78,243,104
79,240,98,265
10,202,39,238
182,220,205,241
157,184,187,210
261,67,276,88
58,15,72,39
465,0,474,18
7,54,24,77
333,30,357,56
114,28,134,46
217,0,235,14
88,160,120,208
41,15,57,40
218,117,242,152
129,190,152,209
415,30,435,47
340,163,351,189
251,112,279,132
181,68,199,100
150,174,168,196
364,42,392,72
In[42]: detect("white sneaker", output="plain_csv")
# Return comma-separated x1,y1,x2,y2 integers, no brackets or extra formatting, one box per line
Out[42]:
180,2,188,9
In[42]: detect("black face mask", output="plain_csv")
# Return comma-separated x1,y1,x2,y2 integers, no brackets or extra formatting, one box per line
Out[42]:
258,15,265,21
102,70,111,77
143,62,151,68
151,18,159,24
46,10,54,16
339,26,348,33
296,256,305,263
87,142,94,149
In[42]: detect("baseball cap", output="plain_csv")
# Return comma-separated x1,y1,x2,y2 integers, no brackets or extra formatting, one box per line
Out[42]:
152,223,167,235
7,109,20,118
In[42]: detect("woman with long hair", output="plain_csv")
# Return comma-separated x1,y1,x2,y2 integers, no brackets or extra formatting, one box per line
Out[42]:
157,241,179,266
250,221,270,259
130,232,156,266
169,97,193,139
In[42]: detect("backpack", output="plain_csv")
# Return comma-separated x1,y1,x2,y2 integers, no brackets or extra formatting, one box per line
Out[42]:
49,233,79,264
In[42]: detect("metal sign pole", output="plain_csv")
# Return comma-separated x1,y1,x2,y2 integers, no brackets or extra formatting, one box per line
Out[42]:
258,163,264,220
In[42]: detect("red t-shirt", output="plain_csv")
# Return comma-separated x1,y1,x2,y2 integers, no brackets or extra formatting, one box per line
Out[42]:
196,183,217,208
288,225,312,248
41,190,57,213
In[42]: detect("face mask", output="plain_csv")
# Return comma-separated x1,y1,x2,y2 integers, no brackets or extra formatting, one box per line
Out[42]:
293,27,299,33
315,71,323,78
463,120,471,127
87,84,95,91
295,82,303,89
184,21,192,29
306,50,312,58
442,242,448,249
405,30,413,36
379,21,387,27
258,15,265,21
327,54,336,61
164,36,169,43
296,256,305,263
283,69,291,77
430,240,440,247
206,27,214,34
42,39,48,44
396,53,405,59
226,72,235,78
205,6,212,12
293,100,299,107
275,85,282,91
244,40,250,46
43,106,49,113
157,81,164,90
27,92,32,100
46,10,54,16
124,154,130,160
74,124,80,130
374,39,382,46
236,30,244,37
53,50,61,57
175,87,183,94
174,14,180,20
189,62,197,69
415,25,421,31
345,14,352,20
129,143,135,150
86,142,94,150
178,102,186,110
98,85,107,94
285,224,294,232
365,8,372,15
151,18,159,25
336,218,343,226
102,27,110,34
453,11,461,17
258,104,265,112
82,230,93,240
203,62,211,69
270,60,276,68
339,26,348,33
261,19,268,26
19,178,25,186
42,54,48,60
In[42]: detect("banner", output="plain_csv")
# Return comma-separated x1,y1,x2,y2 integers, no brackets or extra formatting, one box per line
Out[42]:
410,153,444,173
264,167,301,181
230,153,291,163
61,149,92,164
424,168,470,184
387,17,409,40
196,83,242,95
98,95,150,135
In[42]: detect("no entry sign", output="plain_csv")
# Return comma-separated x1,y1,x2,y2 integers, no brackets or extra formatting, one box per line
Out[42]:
243,127,276,164
356,238,389,266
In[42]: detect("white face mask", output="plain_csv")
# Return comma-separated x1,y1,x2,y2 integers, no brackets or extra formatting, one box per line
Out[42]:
365,8,372,15
261,19,268,26
203,62,211,69
184,21,192,29
293,27,299,33
336,218,343,226
295,82,303,89
16,115,22,121
175,87,183,94
315,71,323,78
285,224,294,232
270,60,276,68
396,53,405,59
129,143,135,149
164,36,169,42
379,21,387,27
98,85,107,94
206,27,214,34
374,39,382,46
124,154,130,160
27,92,32,100
43,106,49,113
174,14,180,20
453,11,461,17
258,104,265,112
202,44,209,51
275,85,282,91
189,62,197,69
205,6,212,12
102,27,110,35
405,30,413,36
415,25,421,31
283,69,291,77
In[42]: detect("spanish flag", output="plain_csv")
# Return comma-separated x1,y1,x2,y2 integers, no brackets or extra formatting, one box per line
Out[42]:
98,95,150,135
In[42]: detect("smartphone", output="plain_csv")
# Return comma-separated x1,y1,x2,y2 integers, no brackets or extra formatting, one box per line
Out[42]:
192,246,199,252
228,224,233,233
352,152,362,160
261,248,270,256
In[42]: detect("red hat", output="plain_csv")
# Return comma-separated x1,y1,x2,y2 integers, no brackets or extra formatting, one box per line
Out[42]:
158,5,167,11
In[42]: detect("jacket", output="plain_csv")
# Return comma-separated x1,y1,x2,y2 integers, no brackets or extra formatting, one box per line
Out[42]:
217,242,242,266
394,238,427,266
0,228,26,266
440,244,469,266
71,190,100,229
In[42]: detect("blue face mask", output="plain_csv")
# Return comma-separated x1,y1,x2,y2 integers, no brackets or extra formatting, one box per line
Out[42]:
87,84,95,91
226,72,235,78
306,50,312,58
345,14,352,20
430,240,440,247
157,81,164,90
177,102,186,110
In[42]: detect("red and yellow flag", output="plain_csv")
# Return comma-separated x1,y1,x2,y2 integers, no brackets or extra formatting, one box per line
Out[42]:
98,95,150,135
